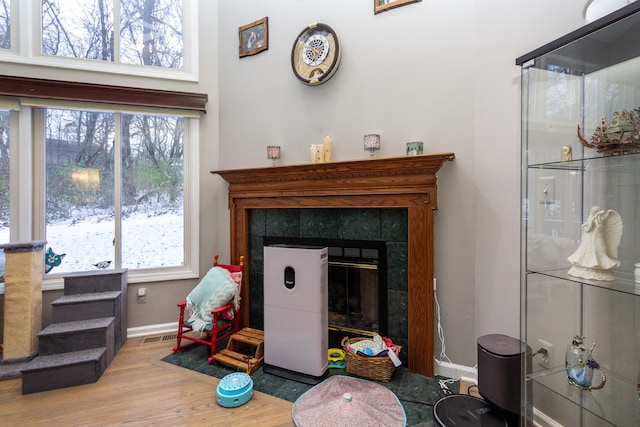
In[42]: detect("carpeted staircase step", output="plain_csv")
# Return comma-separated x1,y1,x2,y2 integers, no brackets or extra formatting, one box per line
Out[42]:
21,348,107,394
63,269,127,296
51,291,125,351
38,318,115,365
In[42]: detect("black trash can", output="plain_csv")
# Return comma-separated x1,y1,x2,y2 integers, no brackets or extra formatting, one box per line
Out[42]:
433,394,508,427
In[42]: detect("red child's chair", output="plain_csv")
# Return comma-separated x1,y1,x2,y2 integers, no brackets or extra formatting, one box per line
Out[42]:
173,254,244,363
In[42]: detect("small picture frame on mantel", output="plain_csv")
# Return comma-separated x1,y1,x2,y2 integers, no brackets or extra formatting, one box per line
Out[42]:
374,0,422,14
239,17,269,58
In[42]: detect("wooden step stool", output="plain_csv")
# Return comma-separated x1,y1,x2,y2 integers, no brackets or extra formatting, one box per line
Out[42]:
212,328,264,374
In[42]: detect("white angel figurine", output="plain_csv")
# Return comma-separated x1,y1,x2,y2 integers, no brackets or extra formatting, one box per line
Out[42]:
568,206,623,281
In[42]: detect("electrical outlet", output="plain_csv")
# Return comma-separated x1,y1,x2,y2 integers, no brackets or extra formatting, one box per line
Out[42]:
137,287,147,303
538,339,554,369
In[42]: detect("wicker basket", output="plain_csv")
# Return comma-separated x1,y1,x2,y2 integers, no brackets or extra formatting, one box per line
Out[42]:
341,336,401,382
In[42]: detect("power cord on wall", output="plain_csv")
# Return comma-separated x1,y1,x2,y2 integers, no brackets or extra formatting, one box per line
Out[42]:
434,279,452,366
394,283,478,407
433,279,478,396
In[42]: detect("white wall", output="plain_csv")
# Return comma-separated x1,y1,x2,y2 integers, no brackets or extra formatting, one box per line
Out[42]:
471,0,586,365
216,0,588,368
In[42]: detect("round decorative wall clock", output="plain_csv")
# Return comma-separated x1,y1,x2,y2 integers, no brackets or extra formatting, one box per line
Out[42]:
291,23,341,86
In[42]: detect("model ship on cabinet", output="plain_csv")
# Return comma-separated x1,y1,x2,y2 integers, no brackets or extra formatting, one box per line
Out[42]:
578,107,640,155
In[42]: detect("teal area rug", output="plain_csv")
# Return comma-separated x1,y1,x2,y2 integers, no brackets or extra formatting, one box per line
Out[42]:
161,343,458,426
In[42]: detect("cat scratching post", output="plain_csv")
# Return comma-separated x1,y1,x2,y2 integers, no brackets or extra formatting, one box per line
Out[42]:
0,241,46,362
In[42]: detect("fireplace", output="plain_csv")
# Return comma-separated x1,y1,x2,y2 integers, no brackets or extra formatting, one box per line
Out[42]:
213,153,454,376
262,236,389,348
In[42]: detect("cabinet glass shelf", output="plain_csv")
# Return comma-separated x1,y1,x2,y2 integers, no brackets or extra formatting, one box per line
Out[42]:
530,368,640,427
527,269,640,297
528,152,640,171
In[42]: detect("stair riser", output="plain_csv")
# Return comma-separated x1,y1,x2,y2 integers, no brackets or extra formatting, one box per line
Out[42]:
52,296,124,351
22,354,107,394
51,299,117,322
39,325,114,365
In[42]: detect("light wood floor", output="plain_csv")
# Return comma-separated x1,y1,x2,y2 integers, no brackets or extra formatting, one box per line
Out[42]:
0,337,294,426
0,337,478,426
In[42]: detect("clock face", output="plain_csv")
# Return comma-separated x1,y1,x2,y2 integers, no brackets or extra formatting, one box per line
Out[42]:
302,34,329,66
291,23,341,86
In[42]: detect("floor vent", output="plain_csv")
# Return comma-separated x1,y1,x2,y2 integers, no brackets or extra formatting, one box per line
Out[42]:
141,333,177,345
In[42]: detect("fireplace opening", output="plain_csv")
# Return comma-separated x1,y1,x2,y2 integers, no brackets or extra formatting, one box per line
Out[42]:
263,236,388,347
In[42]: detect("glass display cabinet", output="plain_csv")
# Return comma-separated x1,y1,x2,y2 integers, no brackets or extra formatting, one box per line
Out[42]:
517,3,640,426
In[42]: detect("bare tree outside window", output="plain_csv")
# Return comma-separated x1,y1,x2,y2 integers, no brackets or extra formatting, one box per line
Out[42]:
45,108,184,273
0,110,7,282
0,110,9,235
0,0,9,50
120,0,183,68
42,0,114,61
41,0,183,69
544,65,577,121
121,113,184,269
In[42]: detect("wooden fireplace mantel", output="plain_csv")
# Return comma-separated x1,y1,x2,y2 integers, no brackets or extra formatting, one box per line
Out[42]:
212,153,454,376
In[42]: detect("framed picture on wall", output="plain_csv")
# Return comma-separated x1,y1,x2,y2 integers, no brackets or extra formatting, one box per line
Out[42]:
239,17,269,58
374,0,422,14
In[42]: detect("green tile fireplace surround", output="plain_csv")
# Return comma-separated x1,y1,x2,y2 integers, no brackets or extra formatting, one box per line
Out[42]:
247,207,409,364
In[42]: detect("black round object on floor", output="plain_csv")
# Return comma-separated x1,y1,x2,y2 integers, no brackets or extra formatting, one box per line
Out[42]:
433,395,508,427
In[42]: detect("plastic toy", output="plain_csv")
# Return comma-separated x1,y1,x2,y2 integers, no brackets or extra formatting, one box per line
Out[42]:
327,348,346,369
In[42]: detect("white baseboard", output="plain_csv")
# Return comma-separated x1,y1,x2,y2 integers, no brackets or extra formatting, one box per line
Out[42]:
433,358,478,384
127,322,178,338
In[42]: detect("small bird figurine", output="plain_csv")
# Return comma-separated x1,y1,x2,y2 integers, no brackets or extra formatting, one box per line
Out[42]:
93,260,112,269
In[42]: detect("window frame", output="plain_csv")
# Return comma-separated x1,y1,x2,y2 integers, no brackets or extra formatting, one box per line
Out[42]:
0,0,198,82
0,103,20,240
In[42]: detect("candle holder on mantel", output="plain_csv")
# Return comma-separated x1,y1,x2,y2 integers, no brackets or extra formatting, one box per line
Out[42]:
267,145,281,166
364,134,380,158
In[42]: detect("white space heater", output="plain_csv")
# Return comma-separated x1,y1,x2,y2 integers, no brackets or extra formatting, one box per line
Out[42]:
263,244,328,384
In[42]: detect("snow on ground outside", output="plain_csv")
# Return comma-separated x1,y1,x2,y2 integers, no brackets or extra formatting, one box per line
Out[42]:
0,211,183,275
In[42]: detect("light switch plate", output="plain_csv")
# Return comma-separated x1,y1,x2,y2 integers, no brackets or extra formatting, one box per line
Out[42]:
538,176,555,205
